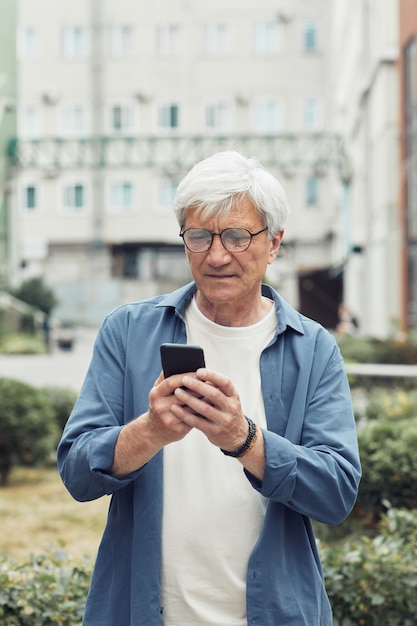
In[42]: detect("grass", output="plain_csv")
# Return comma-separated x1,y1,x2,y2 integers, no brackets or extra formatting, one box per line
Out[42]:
0,466,108,562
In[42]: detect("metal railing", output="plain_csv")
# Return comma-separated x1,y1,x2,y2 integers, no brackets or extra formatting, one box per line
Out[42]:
7,132,346,174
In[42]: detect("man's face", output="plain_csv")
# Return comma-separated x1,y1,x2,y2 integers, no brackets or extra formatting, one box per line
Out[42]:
183,196,283,318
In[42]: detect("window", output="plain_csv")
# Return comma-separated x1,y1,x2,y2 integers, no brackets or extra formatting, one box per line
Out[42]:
158,179,179,212
19,27,38,58
62,27,87,57
303,98,320,129
253,22,279,54
60,104,85,135
122,248,139,278
204,23,231,55
254,100,281,132
157,24,181,55
112,245,188,280
111,104,133,134
306,178,319,206
110,25,133,57
158,103,180,131
205,101,231,132
111,182,134,210
23,184,37,211
63,183,85,210
303,21,318,52
19,105,40,137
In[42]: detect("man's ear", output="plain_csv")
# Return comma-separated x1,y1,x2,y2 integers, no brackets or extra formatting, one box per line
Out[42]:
268,230,284,264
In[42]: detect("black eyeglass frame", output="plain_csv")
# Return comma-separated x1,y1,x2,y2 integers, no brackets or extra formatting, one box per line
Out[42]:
179,226,269,253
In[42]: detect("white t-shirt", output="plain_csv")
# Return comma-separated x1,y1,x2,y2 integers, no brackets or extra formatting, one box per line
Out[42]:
161,297,278,626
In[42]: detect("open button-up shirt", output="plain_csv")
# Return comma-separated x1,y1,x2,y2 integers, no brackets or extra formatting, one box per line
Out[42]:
57,282,361,626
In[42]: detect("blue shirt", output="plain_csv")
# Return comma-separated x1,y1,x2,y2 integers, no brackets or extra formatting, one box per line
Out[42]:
57,282,361,626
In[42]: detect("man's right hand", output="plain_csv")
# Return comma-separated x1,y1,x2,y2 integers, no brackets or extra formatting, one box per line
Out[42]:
111,371,194,478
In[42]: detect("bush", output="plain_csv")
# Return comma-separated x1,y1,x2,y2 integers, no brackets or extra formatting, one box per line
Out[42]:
321,507,417,626
11,278,58,316
1,509,417,626
336,334,417,365
353,387,417,520
0,333,46,355
365,387,417,422
0,378,57,485
0,379,77,484
336,335,378,363
0,310,7,339
356,416,417,517
42,386,78,435
0,548,92,626
372,339,417,365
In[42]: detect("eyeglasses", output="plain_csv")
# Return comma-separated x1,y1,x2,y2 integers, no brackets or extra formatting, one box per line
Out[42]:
179,226,268,253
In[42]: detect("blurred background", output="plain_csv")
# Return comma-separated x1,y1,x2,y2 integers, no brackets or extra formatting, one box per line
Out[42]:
0,0,415,339
2,5,417,619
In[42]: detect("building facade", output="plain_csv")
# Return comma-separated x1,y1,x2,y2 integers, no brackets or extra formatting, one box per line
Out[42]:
10,0,352,326
0,0,17,288
330,0,402,337
399,0,417,332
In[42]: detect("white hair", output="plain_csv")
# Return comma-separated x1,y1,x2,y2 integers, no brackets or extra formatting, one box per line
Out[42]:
173,150,291,235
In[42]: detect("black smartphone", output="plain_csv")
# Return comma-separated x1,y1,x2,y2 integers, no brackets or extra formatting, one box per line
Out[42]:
160,343,206,377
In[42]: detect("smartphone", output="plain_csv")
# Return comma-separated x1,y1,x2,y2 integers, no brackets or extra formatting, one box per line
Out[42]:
160,343,206,378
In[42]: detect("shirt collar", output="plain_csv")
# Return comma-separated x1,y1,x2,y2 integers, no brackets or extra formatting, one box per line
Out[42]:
156,281,304,336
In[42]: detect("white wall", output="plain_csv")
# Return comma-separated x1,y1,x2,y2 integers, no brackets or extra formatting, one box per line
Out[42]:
15,0,348,324
330,0,401,337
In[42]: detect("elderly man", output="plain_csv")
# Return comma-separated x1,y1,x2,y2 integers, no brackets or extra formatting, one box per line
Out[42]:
58,150,361,626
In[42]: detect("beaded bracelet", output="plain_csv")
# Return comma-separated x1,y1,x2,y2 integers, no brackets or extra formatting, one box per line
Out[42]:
221,416,258,458
239,425,258,458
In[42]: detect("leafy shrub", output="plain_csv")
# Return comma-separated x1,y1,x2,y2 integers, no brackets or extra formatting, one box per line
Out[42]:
11,278,58,316
19,312,37,334
336,335,378,363
372,339,417,365
42,386,78,434
0,310,7,339
2,509,417,626
0,378,57,485
336,334,417,365
321,507,417,626
356,416,417,516
365,387,417,422
0,333,46,355
0,548,92,626
352,387,417,519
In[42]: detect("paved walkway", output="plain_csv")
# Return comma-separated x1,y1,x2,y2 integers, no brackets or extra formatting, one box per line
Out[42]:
1,330,417,391
0,327,98,391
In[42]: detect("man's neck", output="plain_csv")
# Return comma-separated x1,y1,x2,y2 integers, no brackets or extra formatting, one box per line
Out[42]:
194,292,273,327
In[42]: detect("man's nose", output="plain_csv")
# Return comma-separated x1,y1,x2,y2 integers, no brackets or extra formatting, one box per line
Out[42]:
206,233,232,261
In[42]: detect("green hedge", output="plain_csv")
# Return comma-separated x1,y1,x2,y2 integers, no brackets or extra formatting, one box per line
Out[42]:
0,549,92,626
0,379,77,485
0,333,46,355
336,335,417,365
364,387,417,422
0,379,57,485
358,418,417,513
1,508,417,625
42,386,78,433
1,373,417,623
322,507,417,626
354,389,417,519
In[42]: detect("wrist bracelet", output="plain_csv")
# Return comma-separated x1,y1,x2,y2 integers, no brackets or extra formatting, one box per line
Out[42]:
221,416,258,458
239,425,258,458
